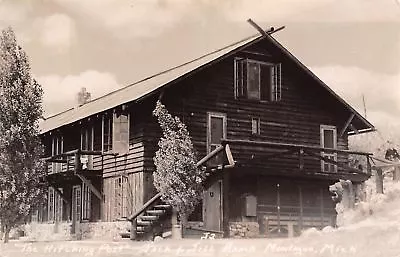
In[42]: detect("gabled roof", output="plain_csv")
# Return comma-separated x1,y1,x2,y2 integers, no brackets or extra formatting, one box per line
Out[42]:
39,30,374,134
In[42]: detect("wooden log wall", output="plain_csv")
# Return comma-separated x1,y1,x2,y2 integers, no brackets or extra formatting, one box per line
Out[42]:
143,40,356,180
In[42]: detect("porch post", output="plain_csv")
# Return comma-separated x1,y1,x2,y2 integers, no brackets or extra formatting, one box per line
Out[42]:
376,168,384,194
298,186,303,231
222,170,230,238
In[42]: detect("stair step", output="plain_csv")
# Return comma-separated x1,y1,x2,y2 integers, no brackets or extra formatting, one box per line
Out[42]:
119,232,131,238
140,215,159,221
137,220,152,226
146,209,165,215
137,226,146,232
154,204,171,209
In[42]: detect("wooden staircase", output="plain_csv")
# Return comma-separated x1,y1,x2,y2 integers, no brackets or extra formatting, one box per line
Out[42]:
125,193,172,240
125,144,235,240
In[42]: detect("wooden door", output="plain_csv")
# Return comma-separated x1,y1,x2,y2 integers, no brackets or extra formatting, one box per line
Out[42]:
207,112,227,166
71,185,82,234
203,180,223,231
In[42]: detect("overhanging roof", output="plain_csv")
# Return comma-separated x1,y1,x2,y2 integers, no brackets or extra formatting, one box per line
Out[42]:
40,31,374,135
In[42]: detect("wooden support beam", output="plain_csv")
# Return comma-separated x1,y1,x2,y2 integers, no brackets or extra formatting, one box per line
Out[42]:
349,124,359,134
130,219,137,240
75,173,103,200
340,113,355,137
197,145,224,167
247,19,268,36
222,170,230,238
298,186,303,231
225,144,235,166
376,168,384,194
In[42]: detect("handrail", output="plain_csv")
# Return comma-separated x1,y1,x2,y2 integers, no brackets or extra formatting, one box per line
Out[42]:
127,192,162,221
127,144,229,222
221,139,372,156
43,149,118,162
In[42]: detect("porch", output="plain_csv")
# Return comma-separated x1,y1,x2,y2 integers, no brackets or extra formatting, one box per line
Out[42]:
41,149,117,235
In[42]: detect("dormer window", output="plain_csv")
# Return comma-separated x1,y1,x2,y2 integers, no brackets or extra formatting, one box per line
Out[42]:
234,58,281,101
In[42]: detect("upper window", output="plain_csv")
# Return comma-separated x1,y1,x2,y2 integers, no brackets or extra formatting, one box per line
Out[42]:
234,58,282,101
102,115,113,152
320,125,337,173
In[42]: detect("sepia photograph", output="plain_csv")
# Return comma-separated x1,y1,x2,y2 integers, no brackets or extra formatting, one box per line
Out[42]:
0,0,399,256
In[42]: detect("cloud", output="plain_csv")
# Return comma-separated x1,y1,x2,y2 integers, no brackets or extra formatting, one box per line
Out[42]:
37,70,122,116
54,0,191,38
219,0,400,22
0,1,31,25
33,13,76,52
310,65,400,136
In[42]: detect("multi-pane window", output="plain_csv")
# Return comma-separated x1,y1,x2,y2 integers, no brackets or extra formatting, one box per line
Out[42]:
51,136,63,173
48,187,63,223
102,115,113,152
73,185,82,222
48,187,54,222
234,58,282,101
320,125,337,172
82,183,91,221
114,176,129,219
81,127,94,170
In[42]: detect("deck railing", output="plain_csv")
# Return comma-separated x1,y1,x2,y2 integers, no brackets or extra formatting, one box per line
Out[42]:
221,139,372,176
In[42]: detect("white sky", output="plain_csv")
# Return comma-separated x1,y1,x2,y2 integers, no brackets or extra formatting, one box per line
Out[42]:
1,0,400,137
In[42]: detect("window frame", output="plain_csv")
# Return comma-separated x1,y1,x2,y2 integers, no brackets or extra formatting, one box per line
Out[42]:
320,125,338,173
207,112,227,154
102,115,113,153
234,57,282,102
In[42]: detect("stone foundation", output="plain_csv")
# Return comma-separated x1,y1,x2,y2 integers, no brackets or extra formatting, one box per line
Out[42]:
24,222,72,241
80,221,130,240
229,221,259,238
23,221,131,241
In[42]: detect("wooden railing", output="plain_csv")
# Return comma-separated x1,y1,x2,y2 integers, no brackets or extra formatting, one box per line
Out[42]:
221,139,372,175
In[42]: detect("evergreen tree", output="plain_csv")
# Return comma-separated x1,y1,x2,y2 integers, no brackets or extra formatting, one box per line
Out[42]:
0,27,45,243
153,100,205,224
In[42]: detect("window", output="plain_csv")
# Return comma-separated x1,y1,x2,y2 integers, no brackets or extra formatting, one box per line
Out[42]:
81,127,94,151
320,125,337,172
48,187,54,222
48,187,63,223
73,185,82,222
102,115,113,152
235,58,281,101
251,117,261,135
207,113,227,166
82,183,91,220
51,136,63,173
81,127,94,170
114,176,129,219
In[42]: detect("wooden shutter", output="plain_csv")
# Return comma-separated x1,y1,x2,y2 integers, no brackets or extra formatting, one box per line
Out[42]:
260,64,272,101
272,63,282,101
48,187,54,222
113,113,130,154
235,58,247,98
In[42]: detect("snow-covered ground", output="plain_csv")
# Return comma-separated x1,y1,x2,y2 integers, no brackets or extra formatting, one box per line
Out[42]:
1,178,400,257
